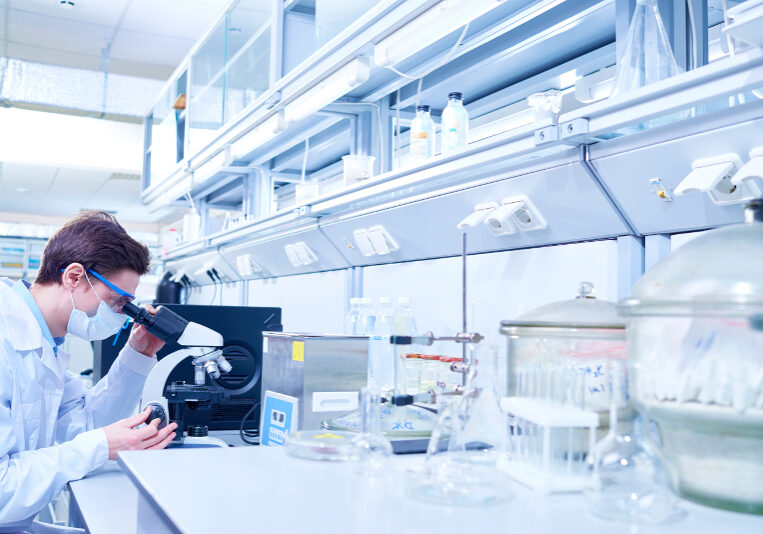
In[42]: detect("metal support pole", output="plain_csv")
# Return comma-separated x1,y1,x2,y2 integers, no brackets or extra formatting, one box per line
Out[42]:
644,234,671,271
461,232,467,365
617,235,645,300
270,0,284,86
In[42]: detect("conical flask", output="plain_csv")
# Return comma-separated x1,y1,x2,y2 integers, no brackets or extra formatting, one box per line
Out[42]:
612,0,681,97
406,345,513,506
584,361,685,524
350,387,393,475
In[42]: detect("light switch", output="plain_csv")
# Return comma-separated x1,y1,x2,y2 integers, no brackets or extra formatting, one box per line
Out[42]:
294,242,318,265
284,244,302,267
236,253,261,276
353,229,376,257
367,225,399,255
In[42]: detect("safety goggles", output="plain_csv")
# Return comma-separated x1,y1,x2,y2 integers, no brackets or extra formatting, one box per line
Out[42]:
61,268,136,312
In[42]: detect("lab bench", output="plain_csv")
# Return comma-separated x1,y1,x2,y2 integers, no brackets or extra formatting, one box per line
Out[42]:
67,446,763,534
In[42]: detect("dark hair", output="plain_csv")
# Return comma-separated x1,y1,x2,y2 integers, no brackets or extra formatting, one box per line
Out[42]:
36,211,150,285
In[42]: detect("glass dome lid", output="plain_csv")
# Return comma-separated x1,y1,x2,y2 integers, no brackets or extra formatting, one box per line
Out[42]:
500,282,625,333
620,199,763,316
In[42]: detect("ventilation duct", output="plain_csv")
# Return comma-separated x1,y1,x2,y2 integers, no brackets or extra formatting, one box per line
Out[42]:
0,57,165,119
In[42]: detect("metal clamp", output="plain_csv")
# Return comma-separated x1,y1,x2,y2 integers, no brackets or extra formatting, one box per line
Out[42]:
559,118,593,145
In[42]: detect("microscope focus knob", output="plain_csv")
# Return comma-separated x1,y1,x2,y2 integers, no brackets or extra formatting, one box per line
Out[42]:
145,403,168,431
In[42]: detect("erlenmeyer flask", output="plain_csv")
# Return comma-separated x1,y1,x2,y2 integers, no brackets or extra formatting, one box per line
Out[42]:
612,0,681,97
451,344,508,458
350,387,393,475
406,345,513,506
584,361,685,524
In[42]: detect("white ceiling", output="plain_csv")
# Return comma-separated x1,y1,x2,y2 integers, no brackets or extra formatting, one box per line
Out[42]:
1,0,231,80
0,0,232,227
0,162,162,223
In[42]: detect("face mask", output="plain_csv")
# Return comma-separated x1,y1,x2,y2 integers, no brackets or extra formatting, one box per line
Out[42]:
67,274,128,341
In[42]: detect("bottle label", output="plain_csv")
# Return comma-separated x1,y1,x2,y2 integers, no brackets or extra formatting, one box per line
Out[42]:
411,131,429,140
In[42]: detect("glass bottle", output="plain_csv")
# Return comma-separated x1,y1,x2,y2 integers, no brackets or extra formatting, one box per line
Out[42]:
584,361,684,524
409,105,435,162
357,297,375,336
441,92,469,154
368,297,395,391
351,387,393,475
345,297,362,335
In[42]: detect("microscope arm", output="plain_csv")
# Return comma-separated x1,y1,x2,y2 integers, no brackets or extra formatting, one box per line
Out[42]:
140,348,204,427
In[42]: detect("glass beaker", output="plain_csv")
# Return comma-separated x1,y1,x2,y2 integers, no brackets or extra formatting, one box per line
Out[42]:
342,154,375,186
584,361,684,524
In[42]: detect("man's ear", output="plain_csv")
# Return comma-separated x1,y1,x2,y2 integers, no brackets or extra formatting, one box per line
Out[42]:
61,263,86,291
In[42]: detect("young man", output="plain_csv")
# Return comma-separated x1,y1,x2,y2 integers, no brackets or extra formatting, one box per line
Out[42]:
0,211,178,532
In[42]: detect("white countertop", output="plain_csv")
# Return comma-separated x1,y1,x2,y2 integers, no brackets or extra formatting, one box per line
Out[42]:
116,446,763,534
68,462,137,534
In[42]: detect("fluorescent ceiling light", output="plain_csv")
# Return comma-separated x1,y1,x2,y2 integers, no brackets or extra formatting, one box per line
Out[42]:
230,112,284,161
374,0,507,68
283,57,370,125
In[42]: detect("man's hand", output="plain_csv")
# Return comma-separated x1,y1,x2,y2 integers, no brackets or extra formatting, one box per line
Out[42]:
127,304,165,357
103,407,178,460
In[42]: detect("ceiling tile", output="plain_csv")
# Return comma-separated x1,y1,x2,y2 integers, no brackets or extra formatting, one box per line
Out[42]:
110,30,194,66
0,8,6,42
46,168,112,205
5,42,101,71
8,9,112,56
9,0,130,27
121,0,227,41
108,58,174,81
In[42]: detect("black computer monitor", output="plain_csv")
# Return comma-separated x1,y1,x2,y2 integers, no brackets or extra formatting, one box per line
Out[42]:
93,304,282,433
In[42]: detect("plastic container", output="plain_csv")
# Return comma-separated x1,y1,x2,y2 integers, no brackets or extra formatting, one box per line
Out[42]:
342,154,375,186
409,105,435,162
441,92,468,154
619,199,763,515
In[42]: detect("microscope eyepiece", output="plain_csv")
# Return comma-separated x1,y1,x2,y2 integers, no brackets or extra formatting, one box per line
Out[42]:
121,302,190,344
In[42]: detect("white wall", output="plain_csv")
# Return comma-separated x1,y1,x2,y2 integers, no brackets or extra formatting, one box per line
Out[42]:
186,281,244,306
247,270,347,334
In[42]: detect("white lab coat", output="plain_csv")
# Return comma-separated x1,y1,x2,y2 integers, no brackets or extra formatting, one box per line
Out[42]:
0,278,157,530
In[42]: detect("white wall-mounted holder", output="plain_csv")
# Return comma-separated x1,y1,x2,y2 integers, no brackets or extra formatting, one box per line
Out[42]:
484,195,547,236
674,153,754,205
366,225,399,255
235,253,262,276
732,147,763,198
457,202,499,229
284,242,318,267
